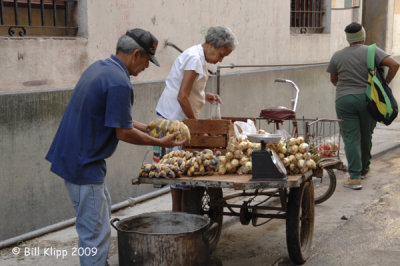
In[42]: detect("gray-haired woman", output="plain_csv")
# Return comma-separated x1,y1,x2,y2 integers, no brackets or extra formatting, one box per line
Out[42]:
155,26,237,212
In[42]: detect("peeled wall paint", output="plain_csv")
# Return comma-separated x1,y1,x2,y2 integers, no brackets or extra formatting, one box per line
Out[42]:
0,38,89,93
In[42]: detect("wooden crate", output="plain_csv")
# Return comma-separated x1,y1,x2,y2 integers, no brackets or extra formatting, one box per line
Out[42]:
183,119,232,152
221,116,256,124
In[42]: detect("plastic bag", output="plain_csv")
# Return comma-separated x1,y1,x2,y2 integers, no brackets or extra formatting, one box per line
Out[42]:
233,119,257,139
276,129,291,141
210,102,221,119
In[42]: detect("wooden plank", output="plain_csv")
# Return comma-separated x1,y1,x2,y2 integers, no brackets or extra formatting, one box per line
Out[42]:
184,119,231,134
135,172,311,190
182,147,227,154
186,135,228,148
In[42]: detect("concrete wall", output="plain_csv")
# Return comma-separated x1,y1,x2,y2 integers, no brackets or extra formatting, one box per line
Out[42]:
1,0,366,93
392,0,400,55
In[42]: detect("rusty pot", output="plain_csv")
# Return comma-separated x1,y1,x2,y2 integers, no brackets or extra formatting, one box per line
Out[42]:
111,211,211,266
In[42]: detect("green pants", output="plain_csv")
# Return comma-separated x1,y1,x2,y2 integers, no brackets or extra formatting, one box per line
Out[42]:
336,94,376,180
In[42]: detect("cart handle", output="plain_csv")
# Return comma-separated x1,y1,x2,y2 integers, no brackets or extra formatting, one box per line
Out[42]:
274,79,300,113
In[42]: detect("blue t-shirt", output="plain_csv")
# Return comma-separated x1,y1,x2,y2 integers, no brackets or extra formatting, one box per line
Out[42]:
46,55,133,185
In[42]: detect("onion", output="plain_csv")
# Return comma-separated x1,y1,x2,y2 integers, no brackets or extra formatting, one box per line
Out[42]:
288,154,296,163
251,143,260,150
282,158,290,167
239,136,247,143
289,145,299,154
218,156,227,165
295,153,304,161
288,138,297,146
218,164,227,175
227,143,236,152
298,143,309,153
245,161,252,171
238,165,248,175
231,159,240,168
258,129,266,134
297,159,305,168
289,163,297,171
225,152,233,160
240,156,249,166
225,162,233,172
304,152,312,160
239,142,248,151
278,153,285,159
306,159,317,169
280,146,287,154
234,150,244,159
297,136,305,145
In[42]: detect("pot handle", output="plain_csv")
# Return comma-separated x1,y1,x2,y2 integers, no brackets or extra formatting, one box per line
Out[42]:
110,218,121,231
202,222,219,243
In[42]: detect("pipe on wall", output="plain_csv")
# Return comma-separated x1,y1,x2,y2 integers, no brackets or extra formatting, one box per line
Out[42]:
0,186,171,250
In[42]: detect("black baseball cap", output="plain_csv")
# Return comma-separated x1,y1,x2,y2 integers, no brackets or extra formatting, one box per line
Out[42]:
126,28,160,67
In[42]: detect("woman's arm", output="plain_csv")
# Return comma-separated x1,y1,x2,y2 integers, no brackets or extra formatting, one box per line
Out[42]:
177,70,198,119
380,56,400,84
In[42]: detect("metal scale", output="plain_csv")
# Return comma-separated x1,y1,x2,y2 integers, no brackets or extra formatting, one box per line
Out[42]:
248,134,287,181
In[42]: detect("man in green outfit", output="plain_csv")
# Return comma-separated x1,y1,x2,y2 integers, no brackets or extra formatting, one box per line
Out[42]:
327,22,399,190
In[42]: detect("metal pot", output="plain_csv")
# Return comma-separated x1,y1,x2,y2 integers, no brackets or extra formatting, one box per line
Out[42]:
111,211,211,266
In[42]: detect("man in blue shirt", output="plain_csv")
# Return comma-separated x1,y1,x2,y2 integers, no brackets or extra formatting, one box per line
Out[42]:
46,28,185,266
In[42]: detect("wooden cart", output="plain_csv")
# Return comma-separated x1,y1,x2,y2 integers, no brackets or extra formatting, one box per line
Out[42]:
134,118,315,264
134,171,315,265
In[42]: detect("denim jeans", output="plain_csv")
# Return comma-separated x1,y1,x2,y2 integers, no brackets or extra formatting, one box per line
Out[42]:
65,180,112,266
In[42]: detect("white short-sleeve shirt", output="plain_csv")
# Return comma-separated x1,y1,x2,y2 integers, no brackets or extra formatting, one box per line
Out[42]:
156,44,208,121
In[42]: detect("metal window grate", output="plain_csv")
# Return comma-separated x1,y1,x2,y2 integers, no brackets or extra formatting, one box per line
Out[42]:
0,0,78,37
291,0,325,33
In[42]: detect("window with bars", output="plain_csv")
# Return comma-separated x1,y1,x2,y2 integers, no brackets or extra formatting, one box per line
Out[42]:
0,0,78,37
291,0,325,34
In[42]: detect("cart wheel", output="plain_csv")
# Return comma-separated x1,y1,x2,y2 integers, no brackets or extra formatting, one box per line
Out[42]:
286,180,314,264
312,168,336,204
186,187,223,252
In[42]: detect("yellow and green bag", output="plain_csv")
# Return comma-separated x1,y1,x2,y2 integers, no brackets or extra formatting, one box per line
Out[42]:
366,44,398,125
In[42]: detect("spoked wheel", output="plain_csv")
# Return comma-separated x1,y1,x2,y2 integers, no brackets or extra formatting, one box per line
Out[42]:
286,180,315,265
186,187,223,252
312,168,336,204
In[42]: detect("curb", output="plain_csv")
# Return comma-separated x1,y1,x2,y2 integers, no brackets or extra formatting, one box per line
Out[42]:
371,143,400,159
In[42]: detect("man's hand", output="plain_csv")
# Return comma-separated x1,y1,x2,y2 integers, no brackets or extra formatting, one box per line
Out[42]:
159,131,187,148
